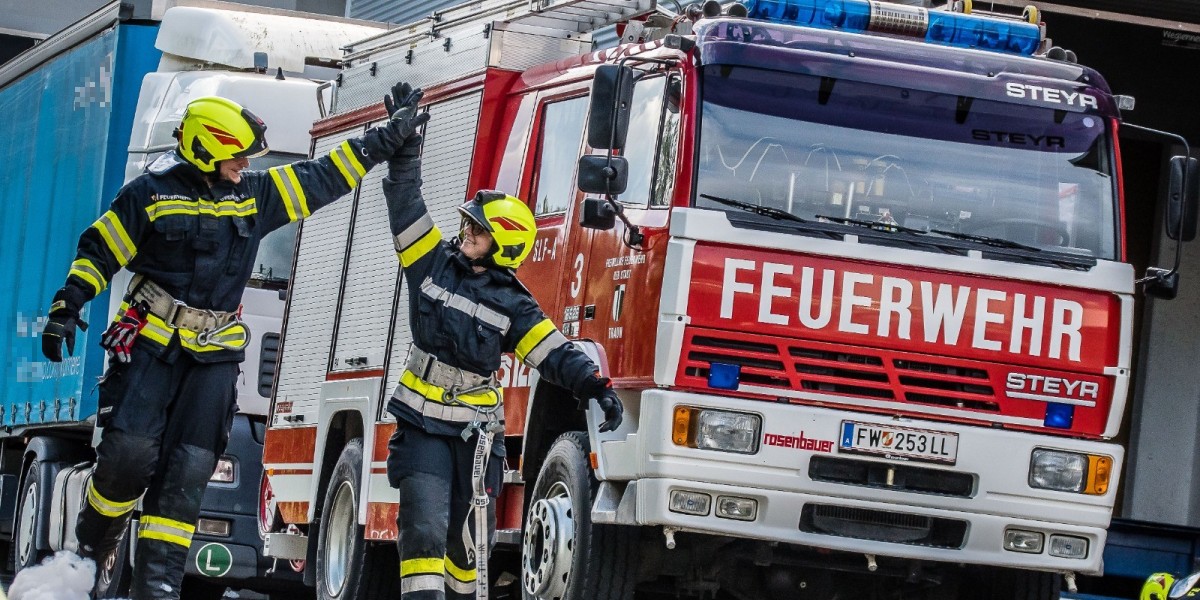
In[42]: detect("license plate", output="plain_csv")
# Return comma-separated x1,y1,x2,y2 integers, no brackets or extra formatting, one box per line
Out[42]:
839,421,959,464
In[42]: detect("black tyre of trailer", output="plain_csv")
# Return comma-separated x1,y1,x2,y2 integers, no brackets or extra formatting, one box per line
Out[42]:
179,575,228,600
522,431,639,600
94,529,132,598
315,438,399,600
972,567,1061,600
12,460,51,573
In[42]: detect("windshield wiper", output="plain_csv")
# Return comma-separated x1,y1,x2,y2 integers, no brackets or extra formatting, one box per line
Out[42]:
814,214,928,235
930,229,1040,252
700,194,808,224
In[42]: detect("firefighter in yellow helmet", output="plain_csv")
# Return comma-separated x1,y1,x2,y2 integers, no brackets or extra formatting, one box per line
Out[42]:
377,83,622,599
39,89,416,599
1143,571,1200,600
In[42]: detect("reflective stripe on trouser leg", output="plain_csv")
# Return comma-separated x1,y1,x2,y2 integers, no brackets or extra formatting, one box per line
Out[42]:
131,443,219,600
78,428,159,561
397,470,452,599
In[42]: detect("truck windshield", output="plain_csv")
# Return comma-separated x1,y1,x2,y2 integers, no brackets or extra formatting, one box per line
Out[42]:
695,65,1118,260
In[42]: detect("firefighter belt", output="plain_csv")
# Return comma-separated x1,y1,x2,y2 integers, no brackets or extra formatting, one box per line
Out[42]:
121,274,249,351
397,346,501,423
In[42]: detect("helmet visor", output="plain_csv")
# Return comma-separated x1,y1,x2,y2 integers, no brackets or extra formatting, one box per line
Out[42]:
233,107,269,159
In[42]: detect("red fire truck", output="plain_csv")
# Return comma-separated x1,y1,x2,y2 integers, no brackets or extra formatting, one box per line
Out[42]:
258,0,1197,598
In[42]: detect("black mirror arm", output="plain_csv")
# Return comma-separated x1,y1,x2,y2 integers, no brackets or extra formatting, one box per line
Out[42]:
1124,122,1191,283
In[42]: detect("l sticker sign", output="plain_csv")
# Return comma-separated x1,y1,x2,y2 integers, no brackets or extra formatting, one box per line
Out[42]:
195,542,233,578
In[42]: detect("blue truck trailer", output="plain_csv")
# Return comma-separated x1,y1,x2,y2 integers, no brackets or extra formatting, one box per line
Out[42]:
0,1,382,597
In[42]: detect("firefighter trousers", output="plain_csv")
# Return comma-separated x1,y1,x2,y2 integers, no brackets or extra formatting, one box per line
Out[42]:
76,343,238,600
387,420,504,599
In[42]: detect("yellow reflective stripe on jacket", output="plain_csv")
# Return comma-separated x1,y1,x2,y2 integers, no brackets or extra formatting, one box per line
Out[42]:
145,198,257,221
138,514,195,548
94,210,136,265
115,302,249,352
86,479,137,518
399,370,499,407
269,165,311,222
516,319,558,362
400,556,444,577
398,225,442,267
330,140,367,188
69,259,107,295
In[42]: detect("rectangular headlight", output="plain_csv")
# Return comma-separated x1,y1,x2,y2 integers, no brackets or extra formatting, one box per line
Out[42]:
196,517,231,537
211,456,236,483
1048,535,1088,559
1003,528,1044,554
669,490,711,516
696,410,761,454
1029,449,1086,493
673,406,762,454
715,496,757,521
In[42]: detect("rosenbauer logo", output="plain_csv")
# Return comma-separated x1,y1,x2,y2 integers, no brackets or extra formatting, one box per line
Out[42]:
714,257,1098,363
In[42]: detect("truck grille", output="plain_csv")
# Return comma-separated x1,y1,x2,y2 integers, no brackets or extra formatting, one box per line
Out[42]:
800,504,967,549
809,456,975,498
683,331,996,409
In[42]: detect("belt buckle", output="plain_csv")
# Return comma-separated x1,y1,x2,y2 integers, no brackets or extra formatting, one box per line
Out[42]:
165,300,186,327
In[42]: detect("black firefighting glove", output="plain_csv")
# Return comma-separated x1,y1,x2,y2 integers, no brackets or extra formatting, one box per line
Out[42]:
388,134,423,182
596,388,624,433
362,81,430,163
41,286,90,363
579,374,624,433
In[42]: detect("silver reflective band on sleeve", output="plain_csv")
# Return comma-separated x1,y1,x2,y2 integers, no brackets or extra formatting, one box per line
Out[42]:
401,574,444,594
330,140,367,188
394,213,436,252
420,277,511,334
523,329,569,368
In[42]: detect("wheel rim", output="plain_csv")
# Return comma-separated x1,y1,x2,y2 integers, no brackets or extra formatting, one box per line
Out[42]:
17,479,38,566
522,481,575,598
323,480,356,596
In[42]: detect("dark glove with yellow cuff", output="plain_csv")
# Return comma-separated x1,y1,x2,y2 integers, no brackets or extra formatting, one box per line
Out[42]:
42,285,89,363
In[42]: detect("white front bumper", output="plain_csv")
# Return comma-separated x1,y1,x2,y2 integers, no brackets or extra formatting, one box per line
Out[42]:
596,389,1122,575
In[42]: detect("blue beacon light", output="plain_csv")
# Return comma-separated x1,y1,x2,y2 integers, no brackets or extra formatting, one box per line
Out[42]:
744,0,1042,56
1043,402,1075,429
708,362,742,390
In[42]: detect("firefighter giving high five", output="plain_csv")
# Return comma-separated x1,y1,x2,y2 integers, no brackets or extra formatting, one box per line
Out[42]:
377,82,623,599
39,91,415,599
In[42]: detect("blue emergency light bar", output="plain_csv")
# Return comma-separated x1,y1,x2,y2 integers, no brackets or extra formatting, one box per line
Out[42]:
744,0,1043,56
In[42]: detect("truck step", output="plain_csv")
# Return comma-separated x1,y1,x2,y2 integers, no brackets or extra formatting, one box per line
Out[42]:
495,528,522,546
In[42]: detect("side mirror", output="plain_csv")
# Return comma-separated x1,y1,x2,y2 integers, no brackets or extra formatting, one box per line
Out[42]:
580,197,618,230
577,155,629,196
587,65,635,151
1166,155,1199,241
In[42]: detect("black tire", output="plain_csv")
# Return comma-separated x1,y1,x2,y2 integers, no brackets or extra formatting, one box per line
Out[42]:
315,439,398,600
94,529,131,599
522,432,639,600
180,575,228,600
974,567,1061,600
12,460,50,573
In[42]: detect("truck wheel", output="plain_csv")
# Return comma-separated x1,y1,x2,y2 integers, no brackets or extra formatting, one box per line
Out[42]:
93,531,131,598
12,460,50,572
522,432,638,600
315,439,398,600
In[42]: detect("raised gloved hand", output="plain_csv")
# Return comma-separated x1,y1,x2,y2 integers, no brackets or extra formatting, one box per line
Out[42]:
595,387,624,433
100,301,148,364
41,287,89,362
388,134,423,182
363,81,430,163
